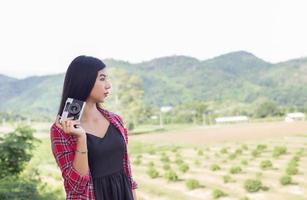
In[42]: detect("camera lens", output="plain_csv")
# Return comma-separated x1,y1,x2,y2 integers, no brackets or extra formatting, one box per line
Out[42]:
68,102,81,114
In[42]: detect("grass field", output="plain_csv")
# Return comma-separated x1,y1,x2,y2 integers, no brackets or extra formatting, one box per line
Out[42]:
12,121,307,200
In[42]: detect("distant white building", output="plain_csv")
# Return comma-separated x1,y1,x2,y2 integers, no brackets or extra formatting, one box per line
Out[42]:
215,116,249,123
160,106,173,113
285,112,305,122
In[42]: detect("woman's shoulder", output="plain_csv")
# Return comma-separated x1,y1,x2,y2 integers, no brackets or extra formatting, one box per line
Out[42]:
111,112,125,127
97,106,124,126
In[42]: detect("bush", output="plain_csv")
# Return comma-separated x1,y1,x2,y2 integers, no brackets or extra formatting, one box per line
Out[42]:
220,147,228,154
163,163,171,170
286,165,298,175
260,160,273,170
230,166,242,174
127,122,135,130
179,163,189,173
175,152,181,160
0,125,40,178
288,159,299,168
146,167,159,179
212,189,227,199
235,148,243,155
228,153,237,160
256,144,267,151
148,161,155,167
185,179,201,190
273,146,287,158
280,175,292,185
291,156,300,162
164,170,178,182
148,148,156,155
252,150,261,157
0,125,57,200
240,197,249,200
241,144,249,150
244,179,262,192
210,164,221,171
133,158,141,165
171,146,180,152
295,148,305,157
223,175,232,183
197,149,204,156
285,161,299,176
0,176,42,200
241,159,248,166
160,154,170,163
175,158,184,165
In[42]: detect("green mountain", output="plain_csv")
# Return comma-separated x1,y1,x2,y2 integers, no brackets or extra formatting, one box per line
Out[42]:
1,51,307,120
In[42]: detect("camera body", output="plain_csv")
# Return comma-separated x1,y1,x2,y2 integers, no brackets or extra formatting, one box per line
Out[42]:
60,98,86,124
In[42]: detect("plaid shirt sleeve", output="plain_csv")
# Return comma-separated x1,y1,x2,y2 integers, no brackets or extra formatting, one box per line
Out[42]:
115,114,139,190
50,123,90,194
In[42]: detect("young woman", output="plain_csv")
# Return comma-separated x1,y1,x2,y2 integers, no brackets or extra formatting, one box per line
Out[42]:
50,55,138,200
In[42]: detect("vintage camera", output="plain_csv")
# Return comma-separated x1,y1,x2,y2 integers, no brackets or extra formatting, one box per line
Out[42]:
60,98,86,124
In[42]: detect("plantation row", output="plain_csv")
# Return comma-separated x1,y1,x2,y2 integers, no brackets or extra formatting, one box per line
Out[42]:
131,141,307,199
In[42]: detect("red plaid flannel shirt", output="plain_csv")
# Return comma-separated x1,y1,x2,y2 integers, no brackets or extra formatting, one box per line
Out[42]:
50,106,138,200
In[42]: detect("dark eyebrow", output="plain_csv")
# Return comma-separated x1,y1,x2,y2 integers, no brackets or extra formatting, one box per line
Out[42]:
99,73,107,77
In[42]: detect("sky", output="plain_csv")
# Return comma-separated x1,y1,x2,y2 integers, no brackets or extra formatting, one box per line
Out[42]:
0,0,307,79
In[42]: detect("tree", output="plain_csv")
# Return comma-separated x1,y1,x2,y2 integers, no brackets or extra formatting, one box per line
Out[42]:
0,124,56,199
255,101,282,118
0,125,40,178
108,68,147,130
186,101,209,124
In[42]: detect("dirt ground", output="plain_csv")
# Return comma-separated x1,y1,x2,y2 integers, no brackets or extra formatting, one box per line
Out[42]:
131,121,307,145
130,121,307,200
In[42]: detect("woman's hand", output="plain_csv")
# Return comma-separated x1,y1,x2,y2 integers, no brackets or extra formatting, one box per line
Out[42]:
55,115,86,138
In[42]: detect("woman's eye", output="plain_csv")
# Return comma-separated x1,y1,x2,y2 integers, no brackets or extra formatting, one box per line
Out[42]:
100,78,105,81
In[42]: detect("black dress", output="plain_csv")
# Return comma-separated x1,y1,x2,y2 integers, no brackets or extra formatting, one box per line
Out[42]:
86,122,134,200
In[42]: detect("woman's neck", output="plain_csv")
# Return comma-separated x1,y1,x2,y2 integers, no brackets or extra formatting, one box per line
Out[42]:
81,100,100,123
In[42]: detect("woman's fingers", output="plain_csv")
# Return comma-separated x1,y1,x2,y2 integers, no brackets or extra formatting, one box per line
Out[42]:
62,120,68,133
55,115,64,129
71,120,81,129
66,120,72,133
55,115,60,122
54,116,80,134
61,117,73,126
71,120,80,125
61,117,76,134
62,116,74,123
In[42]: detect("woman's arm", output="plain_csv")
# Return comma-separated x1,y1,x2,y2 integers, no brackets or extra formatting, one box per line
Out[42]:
54,115,90,176
73,134,89,176
50,123,90,194
133,189,137,200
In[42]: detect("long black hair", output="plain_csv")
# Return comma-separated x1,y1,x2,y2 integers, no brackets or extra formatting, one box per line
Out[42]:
57,55,106,116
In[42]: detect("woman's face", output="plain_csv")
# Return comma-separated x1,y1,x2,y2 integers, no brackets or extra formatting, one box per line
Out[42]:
88,68,111,103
